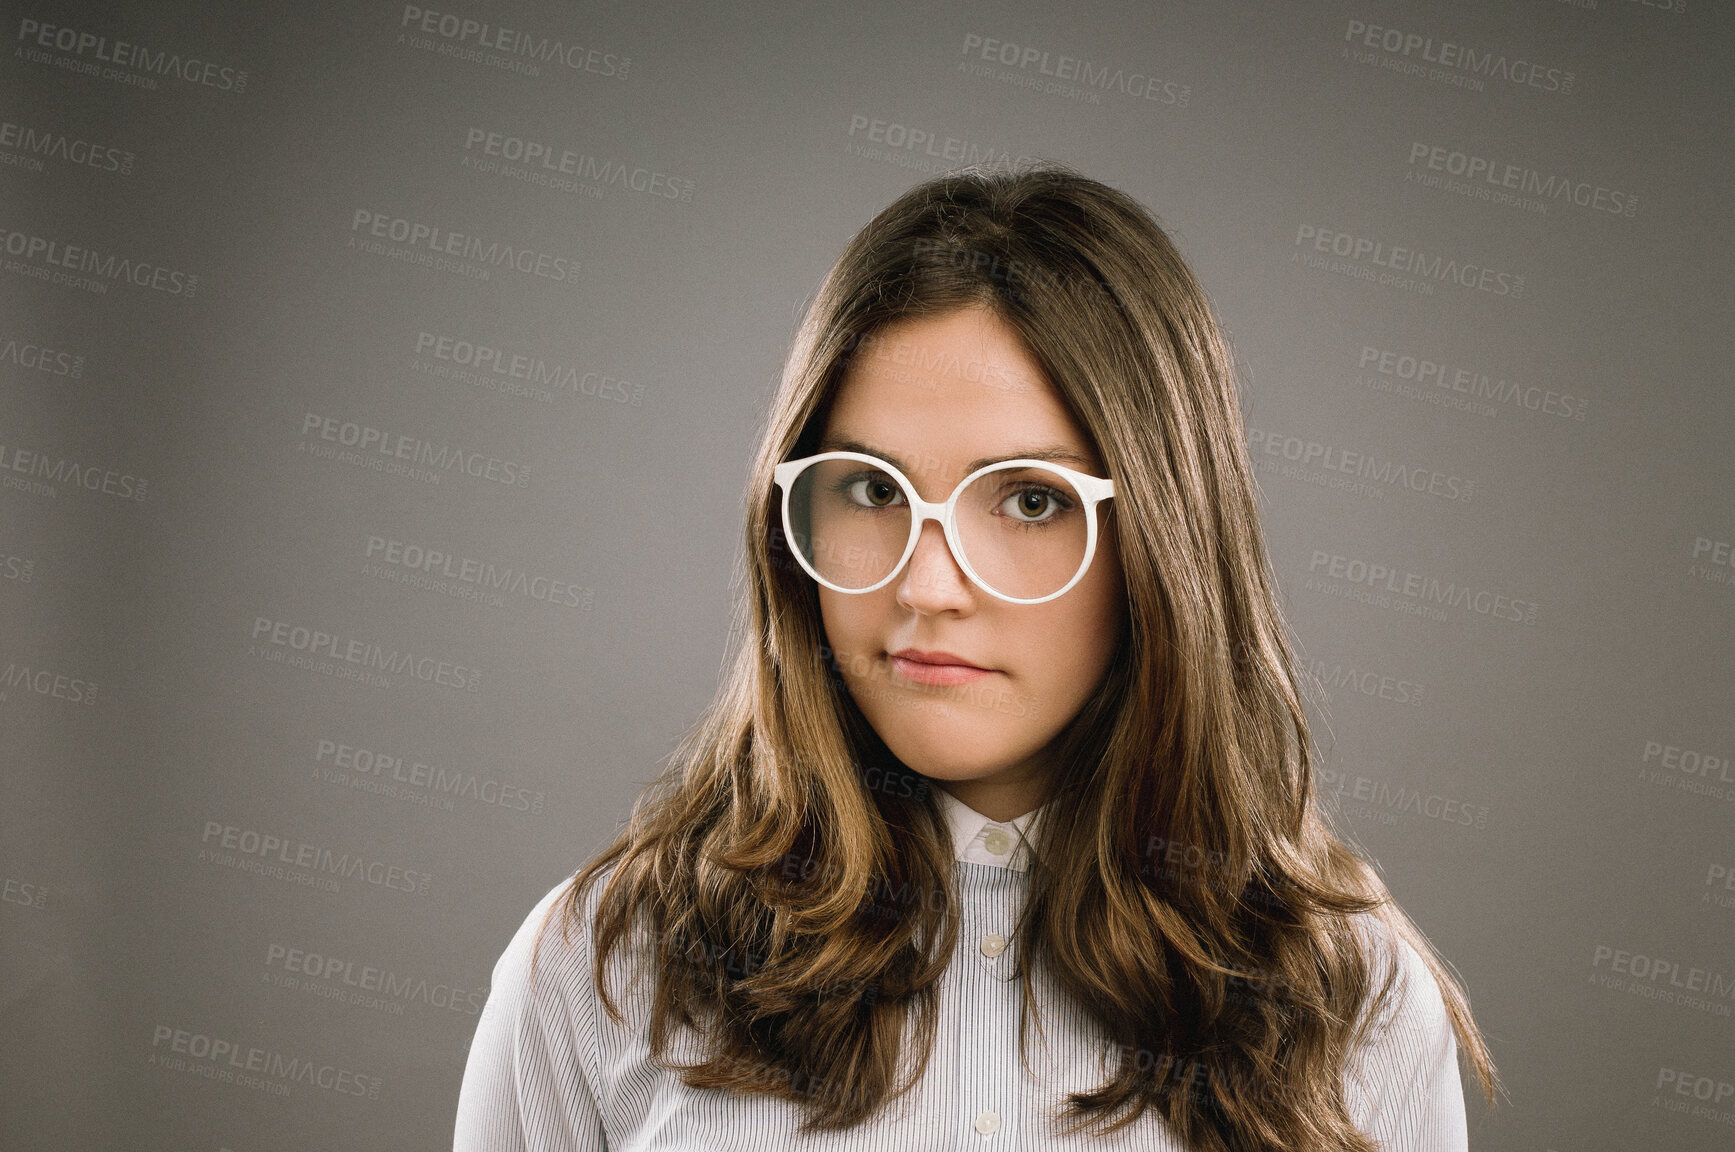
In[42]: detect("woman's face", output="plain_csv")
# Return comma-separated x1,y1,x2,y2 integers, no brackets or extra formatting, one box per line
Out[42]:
813,305,1127,822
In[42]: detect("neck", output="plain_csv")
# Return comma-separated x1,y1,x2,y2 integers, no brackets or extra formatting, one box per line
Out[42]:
935,779,1043,823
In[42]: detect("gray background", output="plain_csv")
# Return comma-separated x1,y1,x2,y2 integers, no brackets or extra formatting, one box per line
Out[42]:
3,0,1732,1149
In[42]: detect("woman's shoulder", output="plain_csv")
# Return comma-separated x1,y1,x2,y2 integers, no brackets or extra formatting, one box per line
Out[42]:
1336,911,1470,1147
1340,909,1453,1045
1332,902,1457,1103
457,865,638,1147
483,864,628,1020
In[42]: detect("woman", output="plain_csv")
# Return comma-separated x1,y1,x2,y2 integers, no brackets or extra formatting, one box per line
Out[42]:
454,164,1499,1151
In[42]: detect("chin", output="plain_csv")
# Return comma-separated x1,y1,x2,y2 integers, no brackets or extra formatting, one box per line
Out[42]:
886,734,1009,781
902,757,973,780
859,692,1029,767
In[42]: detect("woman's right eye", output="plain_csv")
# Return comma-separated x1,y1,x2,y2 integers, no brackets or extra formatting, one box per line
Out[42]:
844,474,904,507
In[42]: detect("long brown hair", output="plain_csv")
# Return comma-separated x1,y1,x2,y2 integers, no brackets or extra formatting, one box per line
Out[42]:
534,162,1500,1151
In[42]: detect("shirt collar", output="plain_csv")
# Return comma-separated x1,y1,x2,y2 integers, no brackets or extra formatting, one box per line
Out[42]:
934,786,1045,872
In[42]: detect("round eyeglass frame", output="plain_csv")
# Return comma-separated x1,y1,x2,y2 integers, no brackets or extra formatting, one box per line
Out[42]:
771,450,1116,605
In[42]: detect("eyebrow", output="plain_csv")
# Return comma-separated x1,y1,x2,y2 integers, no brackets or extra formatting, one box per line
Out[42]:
816,437,1098,475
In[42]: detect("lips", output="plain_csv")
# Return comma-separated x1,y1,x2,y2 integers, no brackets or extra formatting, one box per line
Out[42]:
889,648,989,670
887,648,995,687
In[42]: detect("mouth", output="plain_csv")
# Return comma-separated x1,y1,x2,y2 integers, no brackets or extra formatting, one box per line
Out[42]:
887,648,995,686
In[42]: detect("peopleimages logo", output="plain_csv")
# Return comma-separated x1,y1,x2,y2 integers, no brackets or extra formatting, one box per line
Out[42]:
1305,659,1424,707
1356,346,1588,421
348,209,579,285
0,225,197,296
0,119,134,175
1342,18,1575,94
250,614,483,692
149,1024,381,1099
365,535,592,610
299,412,532,488
1305,550,1539,625
1247,427,1476,503
397,5,629,78
1637,738,1732,803
2,876,47,908
0,441,148,501
1,657,97,704
462,128,692,201
413,330,643,404
1406,142,1638,217
0,549,35,583
1689,537,1735,587
1655,1068,1735,1127
846,113,1034,170
1705,864,1735,910
1294,225,1524,297
0,333,85,378
1590,943,1735,1018
199,819,433,896
958,32,1191,107
265,941,487,1016
1317,766,1488,829
15,17,250,92
314,737,546,814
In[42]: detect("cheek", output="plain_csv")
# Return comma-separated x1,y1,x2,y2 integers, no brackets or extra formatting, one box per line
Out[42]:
1032,605,1119,683
817,591,902,717
1089,528,1129,637
1002,594,1123,723
817,588,881,662
1050,556,1127,677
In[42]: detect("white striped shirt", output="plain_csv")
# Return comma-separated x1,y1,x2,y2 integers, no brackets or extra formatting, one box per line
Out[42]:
455,793,1467,1150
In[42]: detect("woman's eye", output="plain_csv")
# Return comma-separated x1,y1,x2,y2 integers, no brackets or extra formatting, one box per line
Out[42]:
846,475,904,507
1000,487,1065,522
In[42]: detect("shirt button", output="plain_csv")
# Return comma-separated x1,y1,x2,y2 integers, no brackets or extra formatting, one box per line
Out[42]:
973,1109,1001,1135
983,828,1013,855
979,932,1008,958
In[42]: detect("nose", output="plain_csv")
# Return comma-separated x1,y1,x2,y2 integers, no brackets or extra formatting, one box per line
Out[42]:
895,520,976,613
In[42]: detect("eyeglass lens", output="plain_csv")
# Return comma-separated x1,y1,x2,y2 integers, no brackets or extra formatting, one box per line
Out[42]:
785,459,1090,600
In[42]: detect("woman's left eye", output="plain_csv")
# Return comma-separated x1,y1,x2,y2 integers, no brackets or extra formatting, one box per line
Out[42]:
1000,487,1064,522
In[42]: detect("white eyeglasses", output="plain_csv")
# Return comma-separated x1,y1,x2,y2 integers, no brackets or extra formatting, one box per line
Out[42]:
771,450,1115,604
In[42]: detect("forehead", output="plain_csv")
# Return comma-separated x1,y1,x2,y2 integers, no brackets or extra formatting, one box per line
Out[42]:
819,307,1100,488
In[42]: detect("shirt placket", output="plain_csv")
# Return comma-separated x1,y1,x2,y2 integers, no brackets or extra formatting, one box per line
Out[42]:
955,865,1024,1150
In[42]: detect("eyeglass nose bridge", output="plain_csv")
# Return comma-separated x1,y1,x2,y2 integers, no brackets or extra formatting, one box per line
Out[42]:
888,489,974,594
